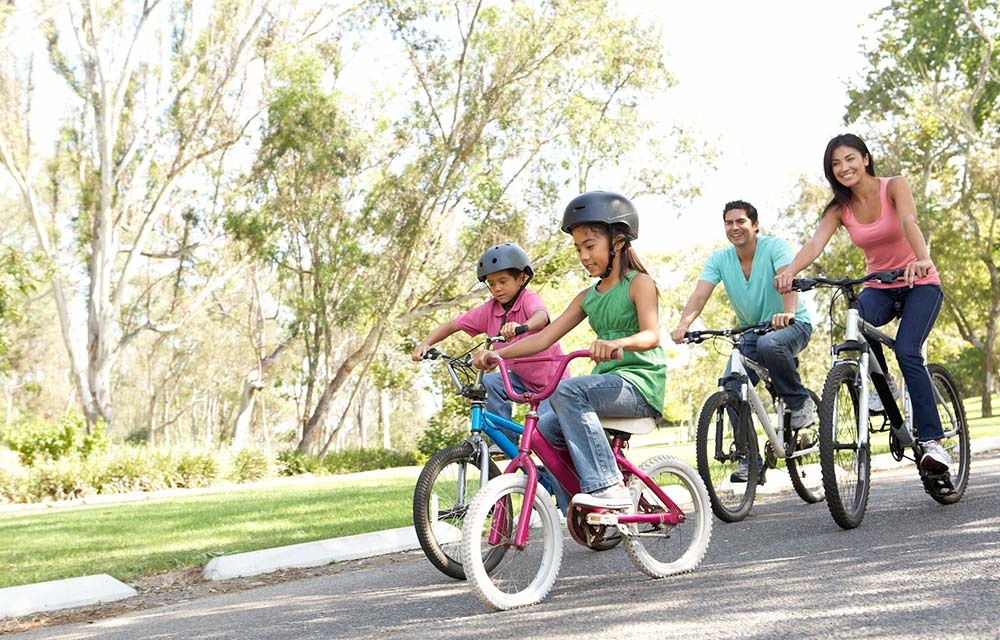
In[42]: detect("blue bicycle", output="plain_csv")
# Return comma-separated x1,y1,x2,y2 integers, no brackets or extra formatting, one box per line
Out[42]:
414,338,618,580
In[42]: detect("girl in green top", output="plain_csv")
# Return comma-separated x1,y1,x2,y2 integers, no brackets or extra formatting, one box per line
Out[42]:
473,191,666,511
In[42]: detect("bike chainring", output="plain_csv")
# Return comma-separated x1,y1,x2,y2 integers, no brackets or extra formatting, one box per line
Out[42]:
566,503,614,547
764,441,778,469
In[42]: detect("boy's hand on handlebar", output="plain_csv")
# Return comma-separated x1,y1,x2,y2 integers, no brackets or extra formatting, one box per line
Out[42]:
770,313,794,330
411,340,431,362
904,258,934,287
589,339,624,362
499,321,521,340
471,350,499,371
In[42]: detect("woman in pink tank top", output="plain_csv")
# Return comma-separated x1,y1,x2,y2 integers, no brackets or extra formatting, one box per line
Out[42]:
774,134,949,475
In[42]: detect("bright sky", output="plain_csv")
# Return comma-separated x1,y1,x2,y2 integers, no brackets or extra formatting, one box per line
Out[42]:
629,0,888,253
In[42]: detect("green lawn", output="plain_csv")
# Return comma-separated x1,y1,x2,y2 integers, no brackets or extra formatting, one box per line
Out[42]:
3,394,998,590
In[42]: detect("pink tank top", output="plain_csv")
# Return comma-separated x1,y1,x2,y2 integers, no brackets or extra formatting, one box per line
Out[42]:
841,177,941,289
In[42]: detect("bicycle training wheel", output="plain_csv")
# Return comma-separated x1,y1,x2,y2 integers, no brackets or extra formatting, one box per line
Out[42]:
787,390,825,504
696,391,759,522
461,474,563,610
818,363,870,529
927,364,971,504
624,455,712,578
413,442,503,580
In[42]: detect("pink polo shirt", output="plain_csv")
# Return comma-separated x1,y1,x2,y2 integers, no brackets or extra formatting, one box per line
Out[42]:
454,289,567,391
842,177,941,289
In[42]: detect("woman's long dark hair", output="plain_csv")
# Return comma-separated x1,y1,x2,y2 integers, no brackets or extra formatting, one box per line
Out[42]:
823,133,877,215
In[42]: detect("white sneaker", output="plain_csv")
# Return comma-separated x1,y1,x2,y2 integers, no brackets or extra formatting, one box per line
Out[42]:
572,485,633,511
920,440,950,474
869,376,900,413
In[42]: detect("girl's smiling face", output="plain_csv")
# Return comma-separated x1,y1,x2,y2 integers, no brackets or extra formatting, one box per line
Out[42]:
572,225,611,277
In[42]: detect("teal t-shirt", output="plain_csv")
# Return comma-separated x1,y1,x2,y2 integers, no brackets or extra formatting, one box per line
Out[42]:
699,235,811,326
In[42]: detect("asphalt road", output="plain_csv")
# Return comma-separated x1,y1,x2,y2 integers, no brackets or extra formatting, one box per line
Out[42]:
15,453,1000,640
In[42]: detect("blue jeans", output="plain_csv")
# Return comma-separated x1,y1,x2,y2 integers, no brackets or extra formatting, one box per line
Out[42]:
537,374,659,493
482,372,552,440
724,322,813,410
859,285,944,441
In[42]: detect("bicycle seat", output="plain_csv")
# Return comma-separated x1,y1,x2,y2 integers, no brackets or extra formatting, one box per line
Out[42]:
600,416,655,435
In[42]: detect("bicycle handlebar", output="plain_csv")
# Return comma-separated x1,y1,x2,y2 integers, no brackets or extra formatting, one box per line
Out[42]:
684,320,782,345
486,350,593,405
791,268,906,293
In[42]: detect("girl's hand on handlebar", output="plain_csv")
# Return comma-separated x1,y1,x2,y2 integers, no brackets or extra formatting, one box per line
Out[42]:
904,258,934,287
770,313,794,330
471,350,499,371
589,339,624,363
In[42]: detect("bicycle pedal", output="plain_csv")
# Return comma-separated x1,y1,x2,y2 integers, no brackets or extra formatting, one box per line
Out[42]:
921,471,955,497
586,512,620,526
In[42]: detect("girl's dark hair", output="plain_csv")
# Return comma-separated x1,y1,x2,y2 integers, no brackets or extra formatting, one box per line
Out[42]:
822,133,877,215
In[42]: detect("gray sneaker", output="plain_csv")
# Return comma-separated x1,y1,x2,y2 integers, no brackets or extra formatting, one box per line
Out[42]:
919,440,950,475
572,484,634,511
789,396,816,430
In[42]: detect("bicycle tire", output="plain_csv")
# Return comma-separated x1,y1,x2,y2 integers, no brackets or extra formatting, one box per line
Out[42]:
696,391,759,522
818,362,870,529
624,455,712,578
412,442,503,580
926,363,971,505
461,474,563,610
786,390,825,504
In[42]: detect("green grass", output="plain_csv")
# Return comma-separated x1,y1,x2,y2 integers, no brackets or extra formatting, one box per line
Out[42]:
0,473,418,589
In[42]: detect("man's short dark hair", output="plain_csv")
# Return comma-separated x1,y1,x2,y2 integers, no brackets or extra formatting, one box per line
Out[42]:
723,200,758,224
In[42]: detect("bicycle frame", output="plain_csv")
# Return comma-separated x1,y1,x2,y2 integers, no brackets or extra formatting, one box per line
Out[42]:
488,351,687,549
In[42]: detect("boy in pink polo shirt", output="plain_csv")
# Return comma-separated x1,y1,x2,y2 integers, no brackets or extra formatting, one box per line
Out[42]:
412,243,566,423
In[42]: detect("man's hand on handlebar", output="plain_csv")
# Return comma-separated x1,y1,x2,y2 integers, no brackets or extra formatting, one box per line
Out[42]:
670,323,689,344
770,313,794,330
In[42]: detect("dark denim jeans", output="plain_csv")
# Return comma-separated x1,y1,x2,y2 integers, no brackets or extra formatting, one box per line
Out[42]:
858,284,944,442
724,321,813,410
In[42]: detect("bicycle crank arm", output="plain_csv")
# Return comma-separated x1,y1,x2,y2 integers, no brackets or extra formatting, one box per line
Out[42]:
586,511,685,526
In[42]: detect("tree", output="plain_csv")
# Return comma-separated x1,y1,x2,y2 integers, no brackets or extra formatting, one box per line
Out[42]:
0,0,275,431
845,0,999,414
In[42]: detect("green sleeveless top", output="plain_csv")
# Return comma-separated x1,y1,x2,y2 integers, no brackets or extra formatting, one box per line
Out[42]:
582,270,667,415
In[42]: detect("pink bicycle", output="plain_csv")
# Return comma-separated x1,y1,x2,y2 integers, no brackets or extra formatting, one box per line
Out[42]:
460,350,712,610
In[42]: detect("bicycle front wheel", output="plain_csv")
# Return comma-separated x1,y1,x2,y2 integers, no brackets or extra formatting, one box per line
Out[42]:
461,474,563,610
696,391,759,522
819,363,870,529
624,455,712,578
413,442,502,580
927,363,971,504
787,390,825,504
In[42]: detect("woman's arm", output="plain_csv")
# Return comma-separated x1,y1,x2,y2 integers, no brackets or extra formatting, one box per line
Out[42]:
591,273,660,362
888,176,935,286
774,208,843,293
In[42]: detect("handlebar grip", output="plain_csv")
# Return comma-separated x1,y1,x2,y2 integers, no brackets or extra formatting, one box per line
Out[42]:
514,323,530,336
423,348,442,360
791,278,816,292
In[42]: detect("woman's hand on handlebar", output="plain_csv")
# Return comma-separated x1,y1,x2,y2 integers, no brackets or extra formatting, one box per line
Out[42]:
774,270,797,295
904,258,934,287
589,339,624,363
471,350,499,371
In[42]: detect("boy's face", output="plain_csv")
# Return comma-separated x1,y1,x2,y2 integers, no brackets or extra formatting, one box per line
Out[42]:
484,271,526,305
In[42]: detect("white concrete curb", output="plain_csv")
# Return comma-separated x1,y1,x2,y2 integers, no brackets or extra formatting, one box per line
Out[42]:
0,574,136,619
201,523,460,581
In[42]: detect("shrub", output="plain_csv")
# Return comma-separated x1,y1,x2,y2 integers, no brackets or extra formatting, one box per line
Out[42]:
321,448,419,474
229,449,271,483
275,449,325,476
0,466,24,503
90,446,166,494
23,456,94,502
172,451,219,488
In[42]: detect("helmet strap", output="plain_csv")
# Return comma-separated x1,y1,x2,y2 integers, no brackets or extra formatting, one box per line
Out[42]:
601,249,616,279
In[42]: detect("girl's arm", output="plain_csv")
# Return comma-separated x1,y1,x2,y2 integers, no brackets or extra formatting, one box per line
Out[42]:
472,291,587,369
591,273,660,362
774,208,843,293
888,176,935,286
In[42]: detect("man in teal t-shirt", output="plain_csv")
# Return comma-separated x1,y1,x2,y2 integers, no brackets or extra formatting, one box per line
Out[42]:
671,201,814,479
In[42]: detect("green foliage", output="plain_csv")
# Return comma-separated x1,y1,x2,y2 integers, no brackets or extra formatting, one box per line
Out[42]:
228,449,271,483
275,449,325,476
23,456,93,502
415,392,468,457
89,446,168,494
2,413,106,465
321,448,419,474
171,451,220,488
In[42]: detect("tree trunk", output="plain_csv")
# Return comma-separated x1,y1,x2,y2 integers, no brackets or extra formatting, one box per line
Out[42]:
380,388,391,449
982,345,994,418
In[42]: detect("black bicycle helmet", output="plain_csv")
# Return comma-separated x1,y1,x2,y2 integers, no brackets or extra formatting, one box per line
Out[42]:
476,243,534,283
560,190,639,240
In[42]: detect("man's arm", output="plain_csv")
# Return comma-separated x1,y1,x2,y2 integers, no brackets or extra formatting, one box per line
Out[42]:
671,280,715,343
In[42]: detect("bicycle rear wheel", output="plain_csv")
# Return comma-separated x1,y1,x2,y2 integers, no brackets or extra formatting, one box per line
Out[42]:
696,391,759,522
413,442,502,580
787,390,825,504
819,363,870,529
926,363,971,504
461,474,562,610
624,455,712,578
